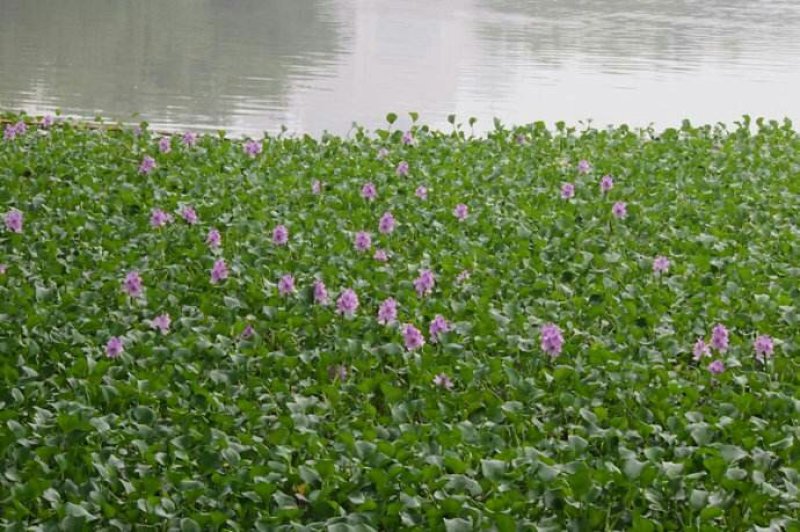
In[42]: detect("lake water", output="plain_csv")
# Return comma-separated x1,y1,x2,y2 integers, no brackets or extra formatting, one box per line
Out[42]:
2,0,799,136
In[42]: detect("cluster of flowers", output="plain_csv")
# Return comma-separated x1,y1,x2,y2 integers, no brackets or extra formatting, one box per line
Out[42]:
4,127,781,390
561,161,627,218
692,324,775,374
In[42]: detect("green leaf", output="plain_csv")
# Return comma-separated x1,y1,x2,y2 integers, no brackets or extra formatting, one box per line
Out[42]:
90,417,110,433
690,424,712,446
480,459,507,480
537,463,560,482
661,462,684,479
132,406,156,424
632,515,656,532
180,518,202,532
444,517,473,532
725,467,747,480
624,459,646,480
718,445,748,463
65,502,96,520
689,489,708,509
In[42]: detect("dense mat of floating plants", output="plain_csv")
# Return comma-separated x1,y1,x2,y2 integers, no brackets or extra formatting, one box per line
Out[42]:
1,113,799,530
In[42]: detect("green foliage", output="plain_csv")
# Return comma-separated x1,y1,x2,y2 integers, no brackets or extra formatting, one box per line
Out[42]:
1,114,799,529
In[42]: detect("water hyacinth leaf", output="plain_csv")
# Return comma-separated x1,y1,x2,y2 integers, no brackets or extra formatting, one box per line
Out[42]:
42,488,60,505
726,467,748,481
298,465,321,485
273,492,298,509
689,489,708,509
89,417,110,433
690,424,713,446
624,459,647,480
444,517,473,532
661,461,684,480
131,406,156,424
180,518,202,532
480,459,507,480
718,445,748,463
65,502,96,520
568,435,589,452
632,515,657,532
399,493,421,508
537,463,560,482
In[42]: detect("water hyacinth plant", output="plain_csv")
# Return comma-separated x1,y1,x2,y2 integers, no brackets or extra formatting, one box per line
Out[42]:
0,113,798,529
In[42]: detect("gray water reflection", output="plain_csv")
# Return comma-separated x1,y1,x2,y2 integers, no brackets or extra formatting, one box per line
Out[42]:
0,0,798,135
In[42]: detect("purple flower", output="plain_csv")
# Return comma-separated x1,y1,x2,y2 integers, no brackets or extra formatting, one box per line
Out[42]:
312,180,323,195
561,183,575,200
373,249,389,262
415,186,428,200
0,264,6,275
207,228,221,249
612,201,627,219
182,131,197,147
244,139,262,157
158,136,172,154
454,203,469,221
692,338,710,361
515,134,527,145
328,364,348,381
123,271,143,298
133,125,143,137
313,280,329,305
150,208,172,228
378,212,396,234
210,259,228,284
377,298,398,325
337,288,359,317
577,160,591,174
41,115,55,128
14,121,27,135
106,337,124,358
711,324,729,353
653,256,670,274
396,161,409,177
402,131,415,145
151,313,171,334
456,270,470,283
181,206,198,225
432,373,454,390
600,175,614,193
354,231,372,252
278,274,295,296
429,315,450,343
3,124,17,141
377,147,389,160
708,359,725,375
241,324,255,339
4,209,23,233
272,224,289,246
414,269,435,297
754,335,774,363
139,155,156,175
402,324,425,351
540,323,564,358
361,182,377,201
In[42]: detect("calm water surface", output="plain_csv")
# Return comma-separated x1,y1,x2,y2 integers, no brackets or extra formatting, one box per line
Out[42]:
1,0,799,135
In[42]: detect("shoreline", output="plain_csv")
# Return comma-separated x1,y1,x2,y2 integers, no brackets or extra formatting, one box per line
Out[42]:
2,110,795,140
